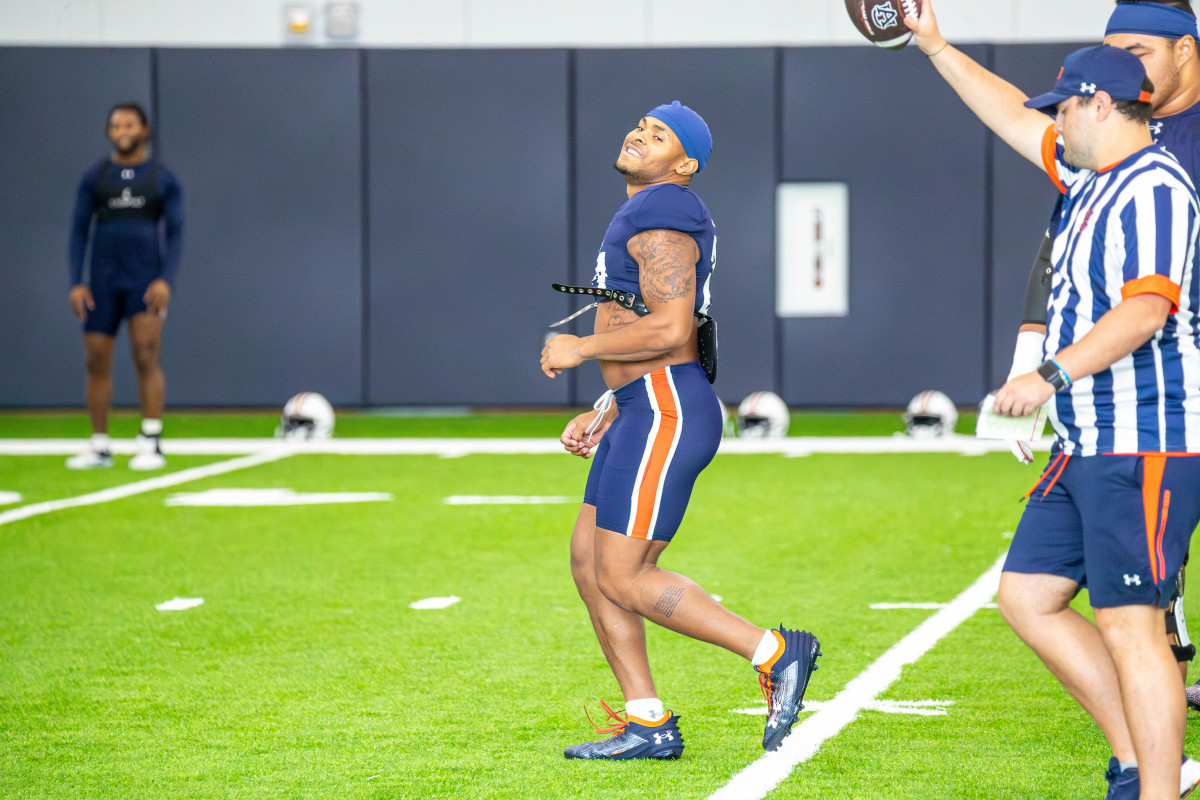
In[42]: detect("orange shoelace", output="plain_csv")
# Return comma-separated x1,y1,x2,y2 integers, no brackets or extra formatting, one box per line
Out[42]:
584,700,629,737
758,672,774,712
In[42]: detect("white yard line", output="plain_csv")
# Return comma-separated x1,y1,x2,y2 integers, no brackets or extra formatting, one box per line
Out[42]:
0,448,293,528
0,435,1051,457
709,551,1007,800
164,489,392,506
443,495,577,505
732,699,955,717
870,602,999,610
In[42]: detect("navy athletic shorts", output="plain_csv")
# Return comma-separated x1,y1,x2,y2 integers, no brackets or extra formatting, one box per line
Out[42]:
584,361,722,543
1005,453,1200,609
83,282,151,336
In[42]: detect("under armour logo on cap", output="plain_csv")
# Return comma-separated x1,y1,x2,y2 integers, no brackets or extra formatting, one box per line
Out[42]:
1023,44,1152,113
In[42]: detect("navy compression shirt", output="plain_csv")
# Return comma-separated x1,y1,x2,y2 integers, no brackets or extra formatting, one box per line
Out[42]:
68,158,183,289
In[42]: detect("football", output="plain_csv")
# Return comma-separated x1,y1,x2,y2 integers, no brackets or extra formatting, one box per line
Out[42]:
845,0,922,50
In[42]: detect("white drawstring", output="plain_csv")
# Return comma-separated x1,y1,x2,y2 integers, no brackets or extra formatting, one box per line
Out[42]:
584,390,615,439
548,301,600,329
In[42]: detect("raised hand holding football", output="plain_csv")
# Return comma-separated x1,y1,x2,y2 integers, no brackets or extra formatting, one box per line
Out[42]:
845,0,923,50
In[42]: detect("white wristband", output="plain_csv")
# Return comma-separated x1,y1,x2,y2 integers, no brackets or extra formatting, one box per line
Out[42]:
1008,331,1045,381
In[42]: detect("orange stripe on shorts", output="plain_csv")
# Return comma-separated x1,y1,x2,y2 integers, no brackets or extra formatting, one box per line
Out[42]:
631,370,680,539
1142,454,1167,583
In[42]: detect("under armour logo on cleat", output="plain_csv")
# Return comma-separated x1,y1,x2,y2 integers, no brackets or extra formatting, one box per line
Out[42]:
653,732,675,744
1081,82,1097,94
1124,574,1141,586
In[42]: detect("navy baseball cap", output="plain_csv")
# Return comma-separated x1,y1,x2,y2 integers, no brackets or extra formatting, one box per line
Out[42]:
1024,44,1152,114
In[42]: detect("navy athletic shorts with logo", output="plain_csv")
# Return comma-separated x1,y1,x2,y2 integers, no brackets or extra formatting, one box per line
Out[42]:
83,281,151,336
1005,453,1200,608
584,361,722,543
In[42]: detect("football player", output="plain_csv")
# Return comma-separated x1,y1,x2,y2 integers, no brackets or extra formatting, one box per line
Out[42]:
66,103,183,471
541,102,821,758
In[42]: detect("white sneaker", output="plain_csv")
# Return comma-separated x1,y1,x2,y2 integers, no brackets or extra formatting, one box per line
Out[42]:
1183,756,1200,798
65,449,113,470
129,434,166,471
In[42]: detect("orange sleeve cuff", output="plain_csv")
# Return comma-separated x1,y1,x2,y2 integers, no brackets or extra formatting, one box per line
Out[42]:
1041,124,1067,195
1123,274,1182,313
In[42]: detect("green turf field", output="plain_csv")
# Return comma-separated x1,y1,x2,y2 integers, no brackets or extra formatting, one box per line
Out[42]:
0,408,977,439
0,413,1194,799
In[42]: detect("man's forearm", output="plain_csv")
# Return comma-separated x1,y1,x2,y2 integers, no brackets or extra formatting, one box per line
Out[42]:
68,195,92,286
1051,295,1171,383
579,313,691,362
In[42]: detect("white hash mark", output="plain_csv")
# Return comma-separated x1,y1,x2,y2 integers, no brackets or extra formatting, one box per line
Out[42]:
410,596,461,610
156,597,204,612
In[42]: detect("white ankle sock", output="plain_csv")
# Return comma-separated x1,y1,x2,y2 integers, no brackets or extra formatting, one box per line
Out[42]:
751,630,783,668
1118,761,1137,773
141,419,163,437
91,433,111,453
624,698,664,722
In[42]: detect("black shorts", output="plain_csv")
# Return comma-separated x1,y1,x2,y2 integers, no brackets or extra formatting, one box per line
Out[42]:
83,283,150,336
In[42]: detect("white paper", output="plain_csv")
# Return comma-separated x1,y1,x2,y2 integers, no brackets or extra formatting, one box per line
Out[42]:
975,394,1049,441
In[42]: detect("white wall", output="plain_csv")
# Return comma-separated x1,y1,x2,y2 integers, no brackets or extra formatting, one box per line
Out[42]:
0,0,1111,47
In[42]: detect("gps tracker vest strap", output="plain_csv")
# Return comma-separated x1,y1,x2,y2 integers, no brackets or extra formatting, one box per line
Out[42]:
547,283,717,384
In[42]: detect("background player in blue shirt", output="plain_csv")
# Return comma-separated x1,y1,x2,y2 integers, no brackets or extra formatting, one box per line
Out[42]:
66,103,183,471
540,102,821,759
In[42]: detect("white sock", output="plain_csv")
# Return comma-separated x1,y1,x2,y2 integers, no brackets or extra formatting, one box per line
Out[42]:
1118,761,1137,773
752,630,783,668
141,419,163,437
624,698,664,722
91,433,111,453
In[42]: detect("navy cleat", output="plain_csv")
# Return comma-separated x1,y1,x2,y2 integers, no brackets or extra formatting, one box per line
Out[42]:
1187,680,1200,712
1104,757,1139,800
564,701,684,760
755,627,821,752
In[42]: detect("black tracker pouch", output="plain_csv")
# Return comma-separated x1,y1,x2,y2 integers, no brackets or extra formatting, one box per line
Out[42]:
695,315,717,384
549,283,717,384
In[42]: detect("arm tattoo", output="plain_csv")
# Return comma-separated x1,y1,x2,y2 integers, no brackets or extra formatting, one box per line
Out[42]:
629,230,696,305
654,585,685,618
599,300,637,329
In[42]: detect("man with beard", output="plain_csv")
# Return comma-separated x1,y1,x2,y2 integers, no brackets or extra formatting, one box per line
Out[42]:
906,4,1200,797
1003,0,1200,701
66,103,183,471
540,102,821,759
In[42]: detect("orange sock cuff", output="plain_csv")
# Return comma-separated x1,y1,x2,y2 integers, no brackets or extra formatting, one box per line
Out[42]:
753,629,786,672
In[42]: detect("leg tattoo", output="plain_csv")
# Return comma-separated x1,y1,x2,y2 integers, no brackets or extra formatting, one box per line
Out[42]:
654,586,685,618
